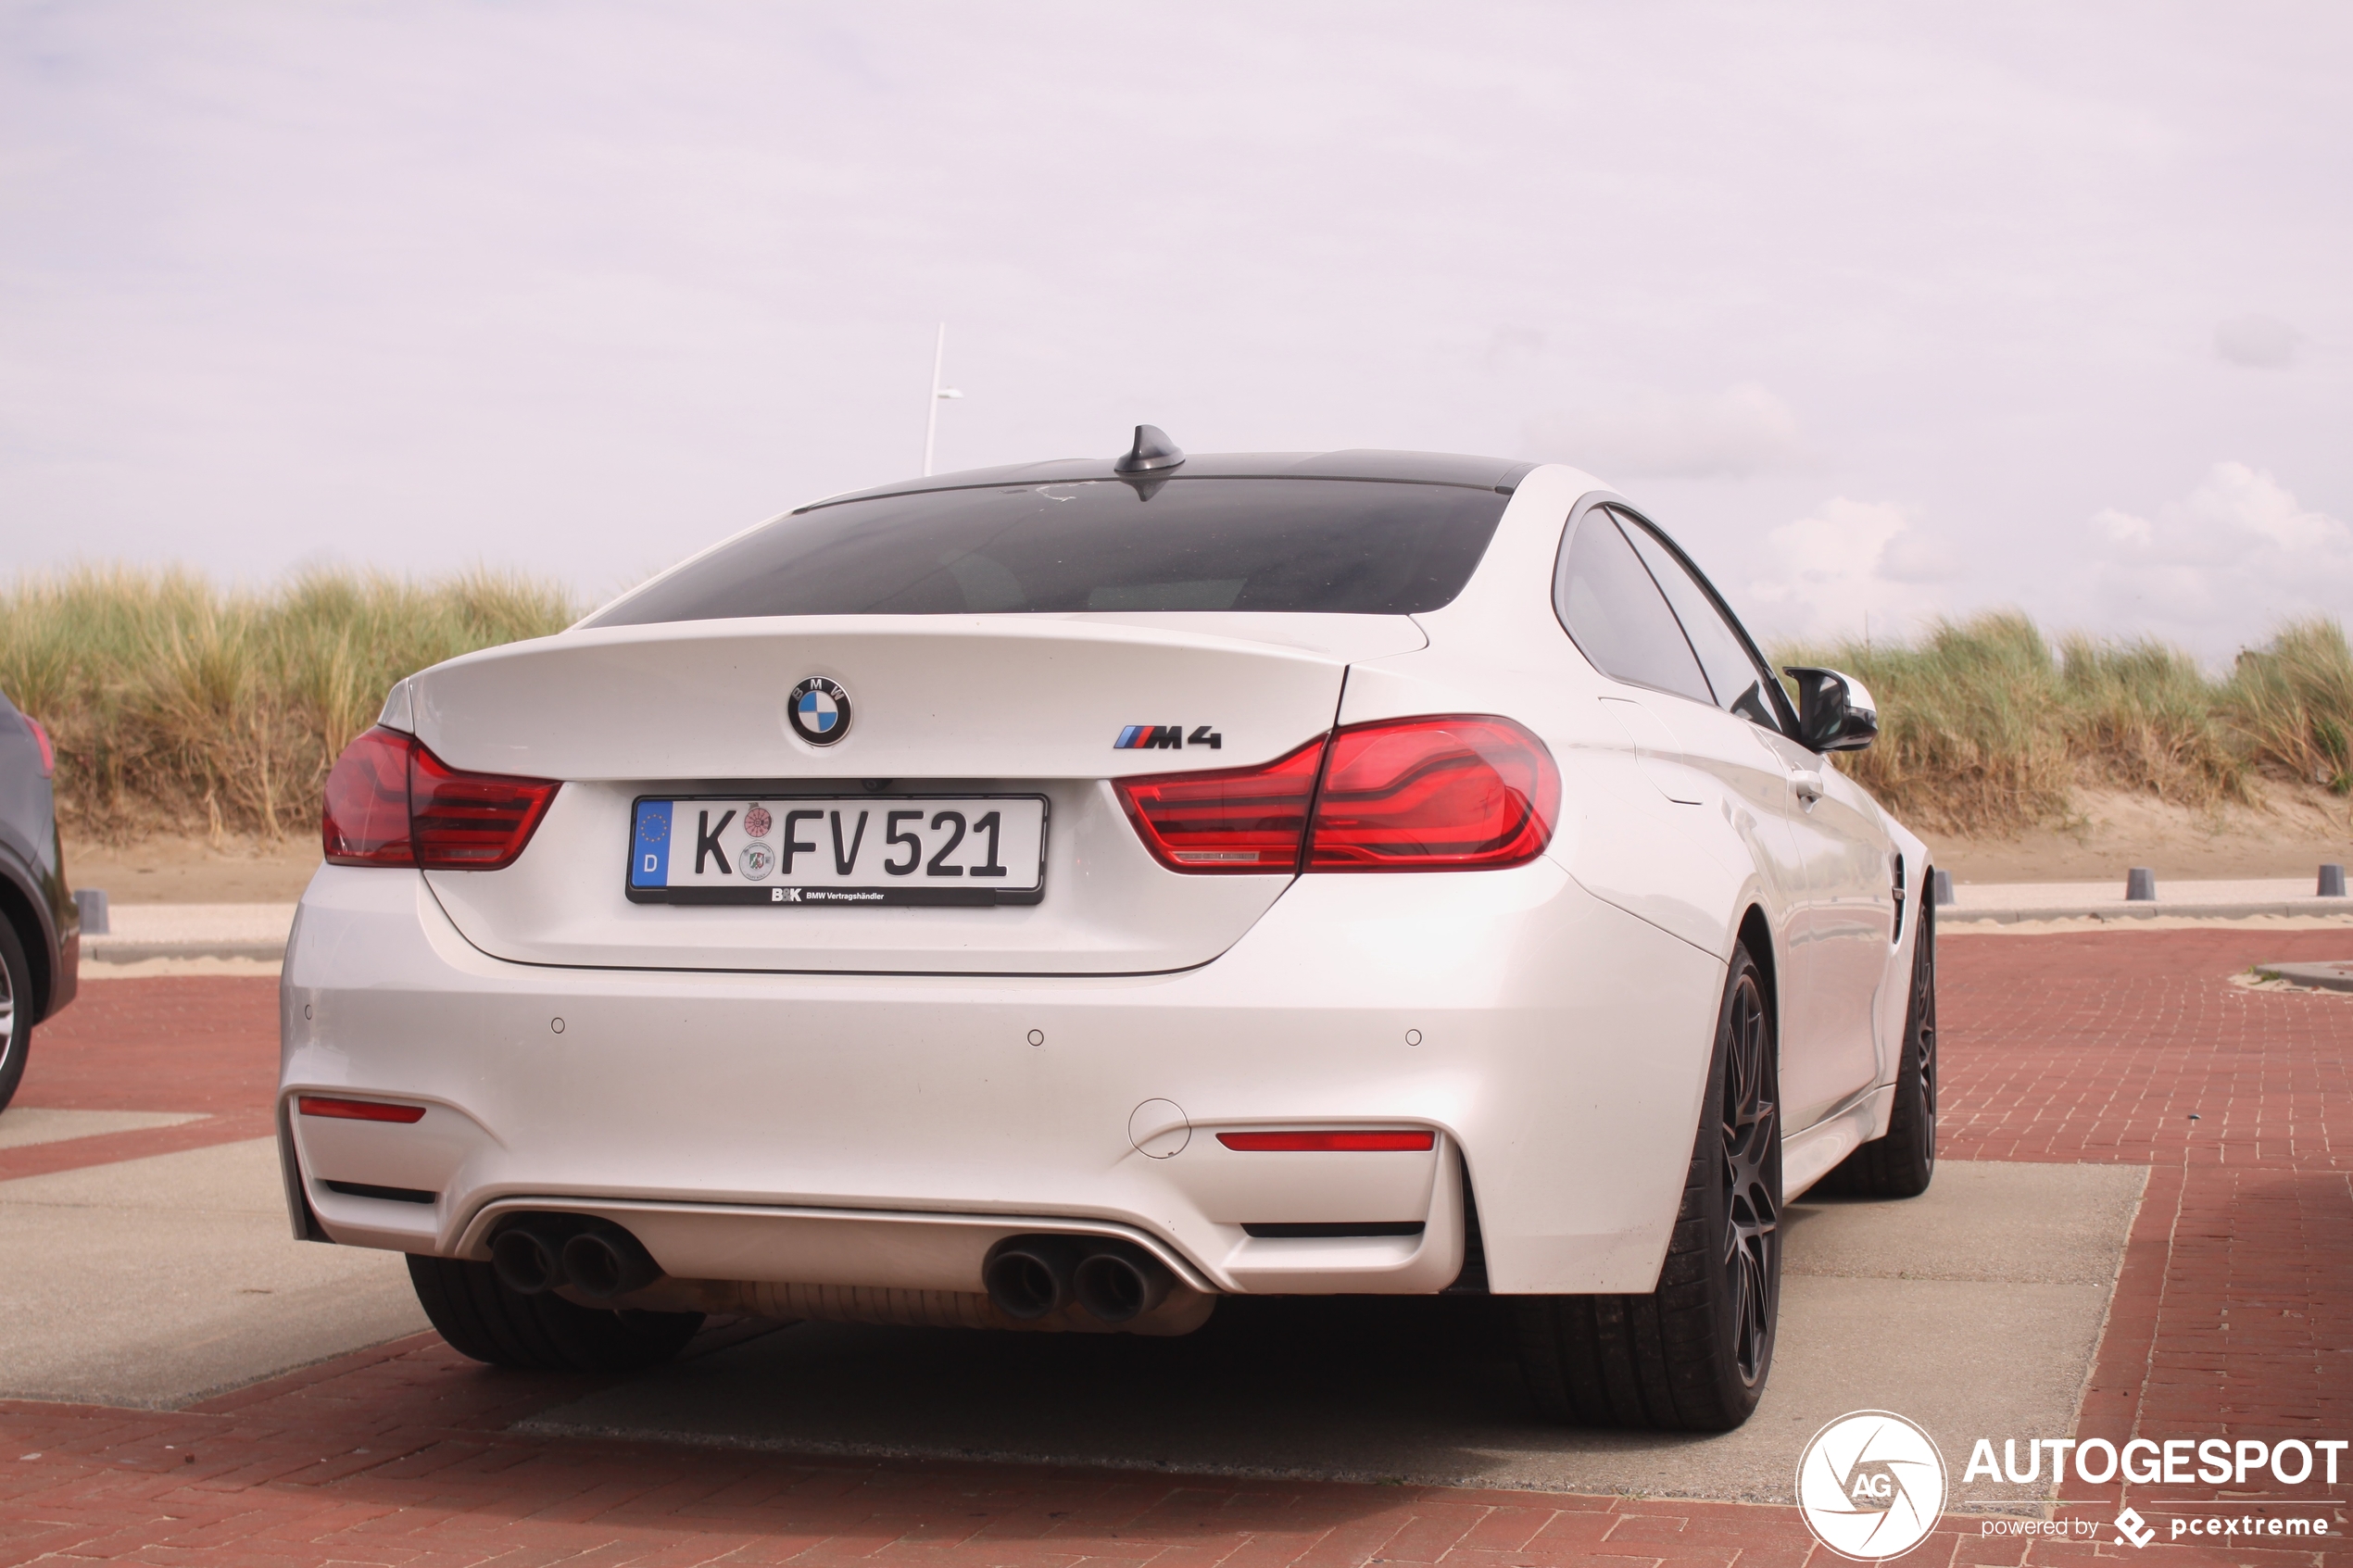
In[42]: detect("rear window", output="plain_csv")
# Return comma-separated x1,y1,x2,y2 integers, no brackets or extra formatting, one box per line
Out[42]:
586,477,1510,625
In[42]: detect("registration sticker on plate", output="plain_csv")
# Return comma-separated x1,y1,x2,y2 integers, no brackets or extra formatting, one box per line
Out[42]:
625,795,1048,907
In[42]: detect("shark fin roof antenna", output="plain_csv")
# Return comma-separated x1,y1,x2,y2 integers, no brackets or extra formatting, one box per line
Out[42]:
1113,425,1186,474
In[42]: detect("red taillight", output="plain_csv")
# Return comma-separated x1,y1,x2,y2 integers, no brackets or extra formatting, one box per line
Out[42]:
321,727,415,866
1217,1130,1437,1152
1116,715,1558,875
297,1095,426,1123
1115,737,1326,873
408,740,560,868
321,726,558,872
1307,715,1558,871
19,714,54,779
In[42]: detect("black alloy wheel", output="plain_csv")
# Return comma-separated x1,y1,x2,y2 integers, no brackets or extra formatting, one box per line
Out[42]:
1515,944,1783,1431
0,918,31,1113
1818,890,1937,1198
1718,963,1779,1387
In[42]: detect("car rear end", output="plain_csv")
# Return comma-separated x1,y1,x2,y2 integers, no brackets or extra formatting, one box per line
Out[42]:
0,688,76,1111
279,455,1720,1340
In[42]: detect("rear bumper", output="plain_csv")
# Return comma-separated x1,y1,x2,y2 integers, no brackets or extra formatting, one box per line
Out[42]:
280,858,1724,1298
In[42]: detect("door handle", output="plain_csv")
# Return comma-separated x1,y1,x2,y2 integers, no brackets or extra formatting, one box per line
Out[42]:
1793,770,1825,809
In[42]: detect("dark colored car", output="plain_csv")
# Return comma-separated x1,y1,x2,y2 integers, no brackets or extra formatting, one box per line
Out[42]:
0,689,76,1111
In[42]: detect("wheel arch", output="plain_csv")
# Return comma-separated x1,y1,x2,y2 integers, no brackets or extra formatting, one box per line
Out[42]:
1735,903,1778,1042
0,854,56,1024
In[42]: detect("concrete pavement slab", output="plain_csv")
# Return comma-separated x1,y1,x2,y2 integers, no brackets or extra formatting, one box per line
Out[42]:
1946,877,2353,924
82,900,295,965
0,1107,205,1150
0,1136,428,1409
517,1160,2145,1506
2252,958,2353,992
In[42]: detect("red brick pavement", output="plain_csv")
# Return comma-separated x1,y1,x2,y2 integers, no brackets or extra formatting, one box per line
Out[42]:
1933,929,2353,1548
1937,929,2352,1172
0,932,2347,1566
0,975,278,1181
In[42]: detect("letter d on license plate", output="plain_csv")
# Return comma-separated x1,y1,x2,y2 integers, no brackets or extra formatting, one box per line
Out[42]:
626,795,1047,907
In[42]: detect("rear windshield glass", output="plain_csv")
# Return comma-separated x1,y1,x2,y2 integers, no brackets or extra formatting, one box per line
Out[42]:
586,477,1510,625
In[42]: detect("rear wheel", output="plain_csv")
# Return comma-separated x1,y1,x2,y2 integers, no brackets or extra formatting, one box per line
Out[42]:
1818,893,1936,1198
406,1254,703,1373
0,919,32,1114
1514,944,1781,1431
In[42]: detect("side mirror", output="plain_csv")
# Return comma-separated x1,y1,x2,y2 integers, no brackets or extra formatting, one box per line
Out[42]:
1782,667,1879,753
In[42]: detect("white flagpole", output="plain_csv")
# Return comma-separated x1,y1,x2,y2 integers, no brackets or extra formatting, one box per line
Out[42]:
923,323,946,476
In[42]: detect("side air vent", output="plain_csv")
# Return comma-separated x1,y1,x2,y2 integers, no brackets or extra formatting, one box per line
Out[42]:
1241,1222,1425,1239
321,1180,437,1205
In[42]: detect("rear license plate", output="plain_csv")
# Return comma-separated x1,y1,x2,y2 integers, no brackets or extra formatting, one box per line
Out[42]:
626,795,1048,907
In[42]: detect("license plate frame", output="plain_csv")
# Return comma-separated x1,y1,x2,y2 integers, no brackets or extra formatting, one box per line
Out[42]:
624,793,1050,908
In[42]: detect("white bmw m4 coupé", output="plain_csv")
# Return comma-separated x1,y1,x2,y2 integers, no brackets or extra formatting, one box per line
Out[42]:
283,428,1936,1432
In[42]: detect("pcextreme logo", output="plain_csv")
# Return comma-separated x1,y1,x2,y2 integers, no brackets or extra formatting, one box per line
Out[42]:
1796,1411,1948,1561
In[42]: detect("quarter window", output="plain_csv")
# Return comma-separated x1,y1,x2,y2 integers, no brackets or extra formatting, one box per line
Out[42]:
1554,508,1713,706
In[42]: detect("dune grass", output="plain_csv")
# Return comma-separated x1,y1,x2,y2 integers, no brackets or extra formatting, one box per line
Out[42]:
3,567,2346,843
1779,612,2353,833
0,566,577,842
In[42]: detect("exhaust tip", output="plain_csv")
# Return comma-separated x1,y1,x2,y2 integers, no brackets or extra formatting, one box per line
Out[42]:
1073,1244,1173,1323
490,1226,560,1295
983,1237,1080,1320
560,1226,661,1299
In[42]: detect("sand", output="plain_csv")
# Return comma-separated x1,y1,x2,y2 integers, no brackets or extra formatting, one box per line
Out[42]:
66,833,321,904
1917,784,2352,884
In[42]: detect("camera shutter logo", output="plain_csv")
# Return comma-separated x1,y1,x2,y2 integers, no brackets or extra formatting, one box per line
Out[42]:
787,678,852,746
1795,1410,1948,1560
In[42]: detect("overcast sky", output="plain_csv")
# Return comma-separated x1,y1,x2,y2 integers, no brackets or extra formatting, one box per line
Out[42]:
4,2,2348,659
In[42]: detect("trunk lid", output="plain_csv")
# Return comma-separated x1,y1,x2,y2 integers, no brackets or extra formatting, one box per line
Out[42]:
409,613,1422,974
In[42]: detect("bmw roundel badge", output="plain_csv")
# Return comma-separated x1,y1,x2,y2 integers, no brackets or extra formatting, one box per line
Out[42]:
786,676,852,746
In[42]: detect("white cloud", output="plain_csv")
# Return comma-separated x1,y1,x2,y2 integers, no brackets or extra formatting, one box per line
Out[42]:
1742,498,1957,641
1522,384,1804,480
2088,463,2353,656
1879,526,1962,584
2214,314,2300,368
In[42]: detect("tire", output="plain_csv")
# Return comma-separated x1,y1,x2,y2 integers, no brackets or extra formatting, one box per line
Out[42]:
1817,891,1937,1198
0,918,32,1114
1513,943,1782,1432
405,1254,703,1373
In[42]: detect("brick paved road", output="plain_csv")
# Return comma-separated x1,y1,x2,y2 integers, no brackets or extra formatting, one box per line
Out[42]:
0,976,276,1182
1934,930,2353,1545
2,929,2347,1566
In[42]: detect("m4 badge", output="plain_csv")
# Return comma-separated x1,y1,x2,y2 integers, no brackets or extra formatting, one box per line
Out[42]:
1114,725,1223,750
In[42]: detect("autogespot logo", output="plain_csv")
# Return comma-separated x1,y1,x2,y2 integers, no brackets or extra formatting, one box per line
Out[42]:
1796,1411,1949,1561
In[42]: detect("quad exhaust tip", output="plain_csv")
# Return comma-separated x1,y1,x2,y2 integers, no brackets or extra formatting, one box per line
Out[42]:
491,1216,661,1299
490,1218,1181,1325
983,1235,1174,1324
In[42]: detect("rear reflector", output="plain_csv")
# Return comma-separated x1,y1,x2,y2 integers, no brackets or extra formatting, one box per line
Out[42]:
1115,737,1326,873
1217,1130,1436,1151
297,1096,427,1123
321,726,560,872
1308,715,1559,871
20,714,54,779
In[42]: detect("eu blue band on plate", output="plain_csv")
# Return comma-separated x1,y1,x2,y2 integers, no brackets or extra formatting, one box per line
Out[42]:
632,800,673,886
